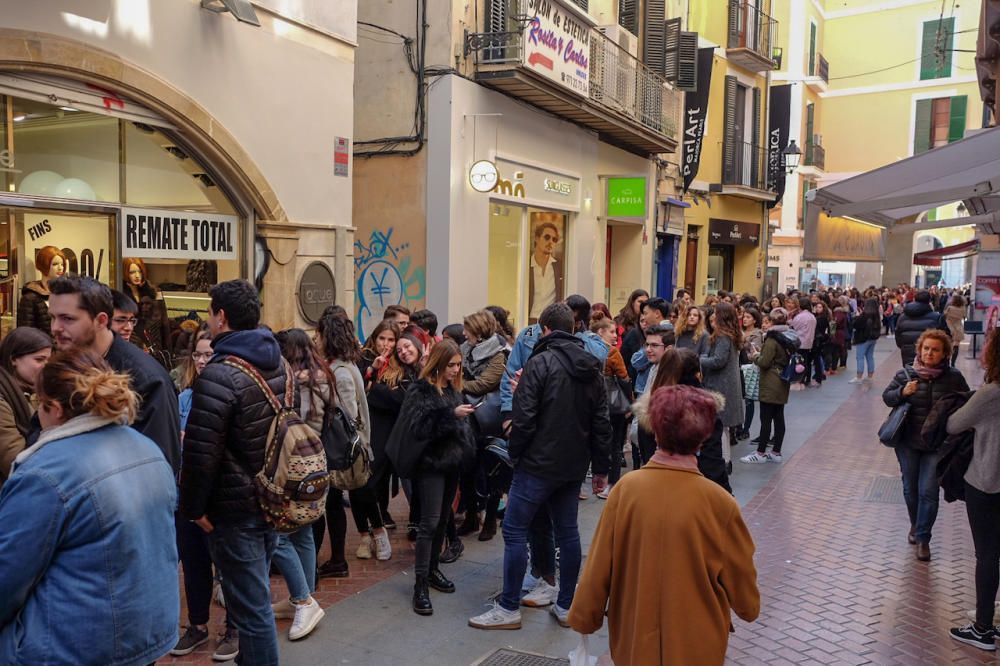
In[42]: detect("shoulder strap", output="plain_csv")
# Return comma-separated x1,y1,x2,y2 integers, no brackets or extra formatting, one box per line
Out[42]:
223,355,290,413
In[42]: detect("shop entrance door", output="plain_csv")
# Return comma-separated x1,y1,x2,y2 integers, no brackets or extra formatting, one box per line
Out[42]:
707,245,734,293
0,205,116,337
683,226,699,293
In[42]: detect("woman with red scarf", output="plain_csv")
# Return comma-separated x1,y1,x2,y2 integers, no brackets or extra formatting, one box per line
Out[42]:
882,329,969,562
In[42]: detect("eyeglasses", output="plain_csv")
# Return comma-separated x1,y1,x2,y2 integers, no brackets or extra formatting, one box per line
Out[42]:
645,342,665,349
192,352,213,361
540,233,559,242
113,317,138,326
470,172,497,185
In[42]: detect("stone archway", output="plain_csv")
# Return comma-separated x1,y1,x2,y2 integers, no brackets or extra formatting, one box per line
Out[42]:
0,27,284,222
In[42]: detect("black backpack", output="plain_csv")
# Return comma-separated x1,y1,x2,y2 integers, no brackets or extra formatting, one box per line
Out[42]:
320,402,370,491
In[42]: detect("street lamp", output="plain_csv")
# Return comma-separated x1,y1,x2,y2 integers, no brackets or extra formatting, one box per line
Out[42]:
783,140,802,174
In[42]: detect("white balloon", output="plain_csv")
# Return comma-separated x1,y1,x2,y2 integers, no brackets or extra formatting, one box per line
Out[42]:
53,178,97,201
18,170,64,196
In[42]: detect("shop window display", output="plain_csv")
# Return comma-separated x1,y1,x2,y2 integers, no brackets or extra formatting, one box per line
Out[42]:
528,211,565,323
0,86,243,347
16,245,66,334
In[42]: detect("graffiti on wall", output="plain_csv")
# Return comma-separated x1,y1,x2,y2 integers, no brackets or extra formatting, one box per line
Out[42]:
354,227,425,340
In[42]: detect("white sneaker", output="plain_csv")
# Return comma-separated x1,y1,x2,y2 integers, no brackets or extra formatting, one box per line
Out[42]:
521,579,559,608
373,529,392,561
549,603,571,627
271,597,295,620
288,598,325,640
768,452,783,463
848,377,863,384
468,602,522,630
356,534,373,560
597,485,612,500
740,452,769,464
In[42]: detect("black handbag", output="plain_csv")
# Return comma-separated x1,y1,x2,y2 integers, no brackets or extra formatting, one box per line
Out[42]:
604,375,631,416
878,367,914,448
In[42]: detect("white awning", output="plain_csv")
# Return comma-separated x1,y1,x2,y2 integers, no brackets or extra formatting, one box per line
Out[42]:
806,125,1000,228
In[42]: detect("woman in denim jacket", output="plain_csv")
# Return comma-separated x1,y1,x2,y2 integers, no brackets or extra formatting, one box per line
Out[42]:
0,349,179,665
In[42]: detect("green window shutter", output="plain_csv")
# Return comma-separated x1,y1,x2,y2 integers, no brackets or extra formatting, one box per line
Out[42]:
723,75,738,180
948,95,968,142
618,0,638,34
676,31,699,92
643,0,667,76
809,23,817,76
663,16,682,83
727,0,741,49
920,18,954,80
914,99,933,153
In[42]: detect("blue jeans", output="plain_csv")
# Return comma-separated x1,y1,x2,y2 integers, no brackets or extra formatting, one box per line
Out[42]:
272,526,316,602
895,447,942,544
500,470,582,612
208,518,278,666
854,340,876,375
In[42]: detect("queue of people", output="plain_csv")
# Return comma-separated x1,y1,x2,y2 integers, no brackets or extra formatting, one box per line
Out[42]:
0,271,994,664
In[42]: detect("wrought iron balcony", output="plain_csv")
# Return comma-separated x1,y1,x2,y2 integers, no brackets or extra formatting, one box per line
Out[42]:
464,0,679,155
719,139,775,201
726,0,778,73
817,54,829,83
804,141,825,170
806,52,830,92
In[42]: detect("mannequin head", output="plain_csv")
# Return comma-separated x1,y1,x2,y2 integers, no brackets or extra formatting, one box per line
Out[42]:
123,258,147,288
35,246,67,282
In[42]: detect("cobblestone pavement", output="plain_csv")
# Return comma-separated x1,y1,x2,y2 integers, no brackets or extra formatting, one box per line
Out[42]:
165,341,993,665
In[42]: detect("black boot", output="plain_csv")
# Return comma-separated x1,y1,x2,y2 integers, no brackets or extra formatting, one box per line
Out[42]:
413,576,433,615
456,512,480,537
427,568,455,593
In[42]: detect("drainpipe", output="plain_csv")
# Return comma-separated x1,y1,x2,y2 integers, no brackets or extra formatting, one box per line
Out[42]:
761,63,772,299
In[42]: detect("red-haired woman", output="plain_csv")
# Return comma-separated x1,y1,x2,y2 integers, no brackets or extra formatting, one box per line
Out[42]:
17,245,66,333
569,384,759,665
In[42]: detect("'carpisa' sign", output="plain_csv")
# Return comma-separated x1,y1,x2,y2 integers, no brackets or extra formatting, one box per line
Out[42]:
121,207,238,260
606,177,646,219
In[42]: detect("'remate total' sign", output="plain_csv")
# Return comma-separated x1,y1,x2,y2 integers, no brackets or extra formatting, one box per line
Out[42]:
522,0,590,97
121,207,239,260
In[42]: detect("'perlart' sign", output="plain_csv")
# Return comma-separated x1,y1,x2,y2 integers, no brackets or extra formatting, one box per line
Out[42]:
522,0,590,96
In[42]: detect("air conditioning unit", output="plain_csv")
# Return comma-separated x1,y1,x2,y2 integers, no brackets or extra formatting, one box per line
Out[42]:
598,24,639,58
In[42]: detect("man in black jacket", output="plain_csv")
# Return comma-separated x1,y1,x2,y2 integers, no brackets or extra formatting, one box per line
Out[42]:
895,290,950,366
180,280,287,665
470,302,612,631
48,275,180,473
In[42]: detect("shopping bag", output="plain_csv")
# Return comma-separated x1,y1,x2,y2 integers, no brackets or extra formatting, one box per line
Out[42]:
568,634,598,666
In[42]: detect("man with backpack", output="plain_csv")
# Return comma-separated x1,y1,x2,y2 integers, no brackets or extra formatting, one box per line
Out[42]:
180,280,290,666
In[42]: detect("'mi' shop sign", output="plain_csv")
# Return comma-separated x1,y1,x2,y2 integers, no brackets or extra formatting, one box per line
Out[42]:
522,0,590,97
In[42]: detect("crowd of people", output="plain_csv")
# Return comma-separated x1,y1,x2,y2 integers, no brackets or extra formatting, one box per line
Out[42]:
0,273,996,664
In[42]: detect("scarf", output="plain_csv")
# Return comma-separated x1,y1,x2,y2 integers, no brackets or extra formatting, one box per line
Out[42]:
912,357,945,381
462,334,505,378
0,368,33,438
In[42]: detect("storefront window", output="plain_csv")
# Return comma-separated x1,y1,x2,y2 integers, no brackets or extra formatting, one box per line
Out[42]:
11,98,119,202
487,204,570,328
707,245,734,293
488,204,522,329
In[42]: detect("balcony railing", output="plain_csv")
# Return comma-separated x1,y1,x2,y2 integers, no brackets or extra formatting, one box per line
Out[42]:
465,0,679,149
727,0,777,70
804,141,825,170
723,140,769,191
590,28,678,137
817,53,829,83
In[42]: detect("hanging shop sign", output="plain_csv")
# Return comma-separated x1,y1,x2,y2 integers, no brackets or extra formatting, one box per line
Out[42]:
766,84,792,209
709,219,760,246
121,207,239,260
975,251,1000,319
606,177,647,219
334,137,350,178
682,48,715,193
24,213,112,283
522,0,590,97
803,212,886,262
297,261,337,325
470,160,500,193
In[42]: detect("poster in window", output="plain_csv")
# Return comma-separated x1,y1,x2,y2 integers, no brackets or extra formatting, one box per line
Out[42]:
22,213,112,285
527,212,565,324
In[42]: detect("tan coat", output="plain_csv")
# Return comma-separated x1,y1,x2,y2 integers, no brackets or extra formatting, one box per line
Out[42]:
0,398,26,486
568,461,760,665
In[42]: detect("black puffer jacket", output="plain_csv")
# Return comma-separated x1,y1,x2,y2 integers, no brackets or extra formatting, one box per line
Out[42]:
509,331,612,483
385,380,472,479
894,302,949,366
16,282,51,334
882,364,969,450
179,328,289,525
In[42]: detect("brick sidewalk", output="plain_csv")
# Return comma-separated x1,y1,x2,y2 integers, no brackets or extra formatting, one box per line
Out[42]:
167,497,417,665
728,351,993,665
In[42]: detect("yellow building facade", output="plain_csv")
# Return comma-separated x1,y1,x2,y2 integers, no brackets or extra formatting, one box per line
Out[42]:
680,0,776,300
770,0,981,291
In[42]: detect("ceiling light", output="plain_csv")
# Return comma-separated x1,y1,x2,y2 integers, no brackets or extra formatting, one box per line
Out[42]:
12,115,25,122
59,106,78,112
